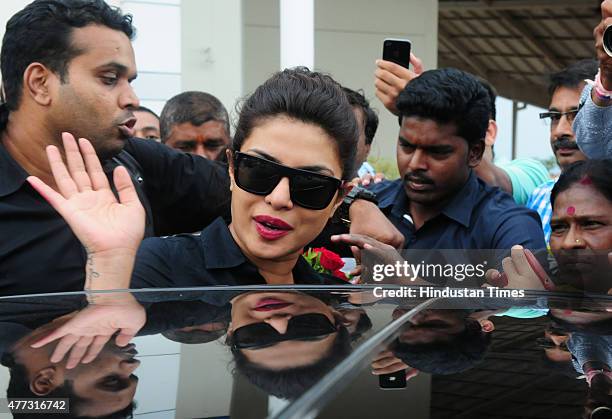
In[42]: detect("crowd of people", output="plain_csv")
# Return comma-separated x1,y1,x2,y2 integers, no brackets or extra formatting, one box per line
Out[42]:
1,0,612,415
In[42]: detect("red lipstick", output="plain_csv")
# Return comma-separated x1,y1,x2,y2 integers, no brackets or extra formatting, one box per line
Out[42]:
253,215,293,240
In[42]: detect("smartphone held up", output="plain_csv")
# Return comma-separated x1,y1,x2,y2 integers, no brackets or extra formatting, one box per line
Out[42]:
382,38,412,69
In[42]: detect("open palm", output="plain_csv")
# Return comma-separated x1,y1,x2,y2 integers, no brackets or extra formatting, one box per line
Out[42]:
31,296,146,369
27,133,145,255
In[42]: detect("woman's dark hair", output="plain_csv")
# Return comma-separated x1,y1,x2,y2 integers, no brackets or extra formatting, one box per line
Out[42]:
1,0,134,114
396,67,490,146
550,160,612,208
229,326,351,400
232,67,359,180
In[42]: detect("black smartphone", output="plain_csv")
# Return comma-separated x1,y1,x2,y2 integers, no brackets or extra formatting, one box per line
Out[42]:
382,38,412,69
379,369,407,389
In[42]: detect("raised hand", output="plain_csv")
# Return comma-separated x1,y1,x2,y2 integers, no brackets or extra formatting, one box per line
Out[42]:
375,53,424,115
484,245,554,291
27,132,145,257
594,0,612,90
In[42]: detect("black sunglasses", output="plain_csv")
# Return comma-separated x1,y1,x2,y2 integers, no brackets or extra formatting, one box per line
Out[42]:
233,152,343,210
232,313,337,350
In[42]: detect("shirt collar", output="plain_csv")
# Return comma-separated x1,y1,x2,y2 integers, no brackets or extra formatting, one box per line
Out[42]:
0,141,29,197
388,171,479,228
200,218,248,269
440,171,479,227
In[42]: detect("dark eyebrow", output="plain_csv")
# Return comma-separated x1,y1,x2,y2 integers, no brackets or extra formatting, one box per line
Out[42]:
247,149,336,176
98,62,137,82
398,136,454,153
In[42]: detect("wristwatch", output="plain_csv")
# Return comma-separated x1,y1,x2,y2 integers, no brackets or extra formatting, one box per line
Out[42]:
335,186,378,226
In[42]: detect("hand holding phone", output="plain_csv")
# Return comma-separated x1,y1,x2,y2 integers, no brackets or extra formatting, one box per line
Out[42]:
376,39,423,115
382,38,412,69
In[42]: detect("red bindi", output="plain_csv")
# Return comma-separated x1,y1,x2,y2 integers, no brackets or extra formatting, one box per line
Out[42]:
566,206,575,216
579,176,593,185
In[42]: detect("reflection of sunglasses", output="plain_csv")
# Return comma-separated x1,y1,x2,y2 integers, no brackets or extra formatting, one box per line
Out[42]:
536,337,568,350
232,313,337,350
233,152,342,210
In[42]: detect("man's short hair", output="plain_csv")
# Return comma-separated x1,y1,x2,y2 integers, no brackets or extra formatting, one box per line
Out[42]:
133,106,159,121
392,318,491,375
1,351,135,418
159,91,230,142
396,67,490,146
342,87,379,145
548,59,598,97
0,0,134,112
477,77,497,121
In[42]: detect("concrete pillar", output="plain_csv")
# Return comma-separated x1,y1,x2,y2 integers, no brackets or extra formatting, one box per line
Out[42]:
181,0,243,126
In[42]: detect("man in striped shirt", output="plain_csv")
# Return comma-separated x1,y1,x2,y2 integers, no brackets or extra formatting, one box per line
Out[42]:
526,60,596,242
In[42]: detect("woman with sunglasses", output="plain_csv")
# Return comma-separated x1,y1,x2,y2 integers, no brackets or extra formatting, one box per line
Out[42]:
25,68,370,364
28,67,369,291
227,290,351,400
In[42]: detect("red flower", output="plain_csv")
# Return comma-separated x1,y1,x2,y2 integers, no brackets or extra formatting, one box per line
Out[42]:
318,248,344,271
332,269,349,281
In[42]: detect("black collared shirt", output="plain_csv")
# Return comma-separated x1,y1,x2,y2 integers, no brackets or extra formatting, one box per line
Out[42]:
131,217,347,288
0,138,230,296
369,171,546,250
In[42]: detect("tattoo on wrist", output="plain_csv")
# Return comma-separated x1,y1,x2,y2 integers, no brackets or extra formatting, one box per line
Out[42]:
84,246,100,281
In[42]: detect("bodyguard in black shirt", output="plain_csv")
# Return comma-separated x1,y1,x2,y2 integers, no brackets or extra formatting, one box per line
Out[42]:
0,0,231,296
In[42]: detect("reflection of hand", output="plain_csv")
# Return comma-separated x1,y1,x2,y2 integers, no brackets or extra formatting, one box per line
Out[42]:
374,53,424,115
27,133,145,258
31,297,145,369
344,200,405,249
595,1,612,90
371,350,418,380
484,245,554,291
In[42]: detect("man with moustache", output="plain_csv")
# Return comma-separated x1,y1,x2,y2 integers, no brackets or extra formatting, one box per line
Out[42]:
0,0,401,297
527,59,596,242
368,68,545,251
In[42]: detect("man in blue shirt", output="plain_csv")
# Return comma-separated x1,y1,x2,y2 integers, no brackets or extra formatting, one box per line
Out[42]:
369,68,545,251
526,59,597,242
